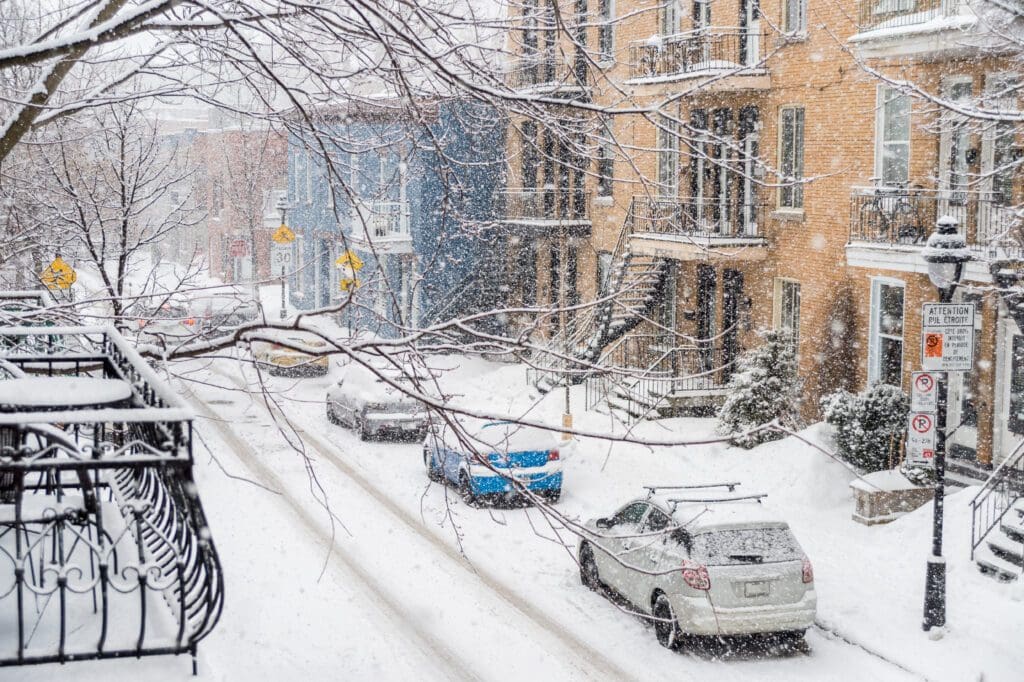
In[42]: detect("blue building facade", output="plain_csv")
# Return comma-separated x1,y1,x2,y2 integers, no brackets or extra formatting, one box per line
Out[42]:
285,99,504,335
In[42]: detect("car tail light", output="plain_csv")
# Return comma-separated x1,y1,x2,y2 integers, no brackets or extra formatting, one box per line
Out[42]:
802,557,814,584
681,559,710,591
548,449,560,461
184,318,196,326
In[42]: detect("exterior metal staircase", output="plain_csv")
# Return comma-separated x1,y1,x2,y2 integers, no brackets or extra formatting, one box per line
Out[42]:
970,439,1024,581
529,199,670,392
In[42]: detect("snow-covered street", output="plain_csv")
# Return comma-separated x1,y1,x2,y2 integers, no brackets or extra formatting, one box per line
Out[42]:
12,353,1018,682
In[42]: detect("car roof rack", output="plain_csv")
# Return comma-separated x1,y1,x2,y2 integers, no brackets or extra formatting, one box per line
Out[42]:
666,492,767,510
644,482,741,499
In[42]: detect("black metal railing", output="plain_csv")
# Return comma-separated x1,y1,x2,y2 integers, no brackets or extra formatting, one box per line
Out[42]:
970,439,1024,559
849,186,1023,258
630,195,767,239
498,189,591,224
630,30,764,80
506,55,588,91
0,327,223,669
858,0,959,32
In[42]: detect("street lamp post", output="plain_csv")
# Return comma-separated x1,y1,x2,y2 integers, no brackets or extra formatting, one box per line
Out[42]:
277,197,289,320
920,215,970,632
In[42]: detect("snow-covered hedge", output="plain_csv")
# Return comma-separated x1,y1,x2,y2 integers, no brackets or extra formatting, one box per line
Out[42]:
717,329,802,449
821,383,908,472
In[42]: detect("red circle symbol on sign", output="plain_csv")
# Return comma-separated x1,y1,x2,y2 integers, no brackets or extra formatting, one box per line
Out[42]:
911,414,933,433
914,374,934,392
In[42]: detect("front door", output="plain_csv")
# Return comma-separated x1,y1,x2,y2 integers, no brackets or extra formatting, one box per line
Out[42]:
722,269,744,381
696,264,717,372
995,314,1024,467
946,291,982,460
740,0,760,67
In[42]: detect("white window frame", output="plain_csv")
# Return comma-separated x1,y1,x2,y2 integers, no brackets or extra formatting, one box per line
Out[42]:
782,0,808,35
777,105,805,210
868,277,905,386
874,85,911,187
773,278,801,350
937,76,973,204
657,116,679,198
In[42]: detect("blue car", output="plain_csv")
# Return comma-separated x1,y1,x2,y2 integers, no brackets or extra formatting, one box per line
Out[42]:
423,420,563,504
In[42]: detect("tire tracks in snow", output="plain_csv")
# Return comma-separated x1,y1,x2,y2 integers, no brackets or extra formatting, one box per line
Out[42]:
206,368,646,682
186,389,483,682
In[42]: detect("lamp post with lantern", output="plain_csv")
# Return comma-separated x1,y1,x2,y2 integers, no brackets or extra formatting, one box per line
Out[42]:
920,215,971,632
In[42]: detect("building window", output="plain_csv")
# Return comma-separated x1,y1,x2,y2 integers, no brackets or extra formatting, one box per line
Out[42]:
596,119,614,197
598,0,614,61
657,116,679,197
778,106,804,209
869,279,905,386
596,251,613,296
661,0,680,35
692,0,710,31
876,86,911,186
783,0,807,34
773,279,801,349
521,121,539,190
1010,335,1024,434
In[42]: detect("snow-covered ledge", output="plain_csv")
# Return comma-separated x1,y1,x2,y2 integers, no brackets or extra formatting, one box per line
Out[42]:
850,470,934,525
845,242,994,284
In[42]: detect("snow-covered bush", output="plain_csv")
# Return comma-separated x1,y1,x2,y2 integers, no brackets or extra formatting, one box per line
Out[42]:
717,329,802,448
821,383,908,472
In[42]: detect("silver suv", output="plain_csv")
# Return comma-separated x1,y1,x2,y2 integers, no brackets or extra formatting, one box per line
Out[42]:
578,484,816,649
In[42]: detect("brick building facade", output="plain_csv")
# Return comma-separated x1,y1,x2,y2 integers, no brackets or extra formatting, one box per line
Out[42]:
505,0,1023,471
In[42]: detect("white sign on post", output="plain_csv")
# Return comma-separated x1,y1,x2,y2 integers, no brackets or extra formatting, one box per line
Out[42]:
921,303,975,372
906,412,937,468
910,371,938,413
271,246,292,270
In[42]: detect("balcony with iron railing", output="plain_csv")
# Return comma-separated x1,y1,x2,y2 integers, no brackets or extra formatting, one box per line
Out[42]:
849,0,986,58
496,188,592,232
630,195,768,240
848,186,1023,260
628,29,768,87
506,54,588,94
353,199,413,252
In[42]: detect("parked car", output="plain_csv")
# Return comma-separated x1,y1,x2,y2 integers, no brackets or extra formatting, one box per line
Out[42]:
252,331,330,377
577,485,816,649
135,298,197,347
326,361,429,440
424,419,563,504
189,287,260,332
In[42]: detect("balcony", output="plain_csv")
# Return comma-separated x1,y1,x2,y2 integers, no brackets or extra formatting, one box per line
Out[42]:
628,30,769,91
849,0,991,59
506,55,588,96
496,188,592,235
353,199,413,253
847,186,1024,274
627,196,769,261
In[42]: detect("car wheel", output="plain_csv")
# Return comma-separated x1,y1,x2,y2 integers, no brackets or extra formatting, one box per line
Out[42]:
652,593,682,651
425,448,442,482
326,403,341,425
544,488,562,504
458,471,477,506
579,543,602,591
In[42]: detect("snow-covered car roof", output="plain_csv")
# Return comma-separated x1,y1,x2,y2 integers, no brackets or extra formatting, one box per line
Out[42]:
645,492,789,533
435,418,559,454
333,361,424,405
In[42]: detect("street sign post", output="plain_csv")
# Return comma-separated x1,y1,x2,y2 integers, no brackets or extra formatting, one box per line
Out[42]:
910,371,938,413
271,225,295,320
906,411,937,468
921,303,975,372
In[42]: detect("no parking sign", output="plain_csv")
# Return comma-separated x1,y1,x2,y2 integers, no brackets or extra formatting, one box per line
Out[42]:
910,371,937,412
906,412,936,468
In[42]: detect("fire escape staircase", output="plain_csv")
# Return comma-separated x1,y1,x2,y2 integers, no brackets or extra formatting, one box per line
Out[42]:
530,200,671,393
970,439,1024,581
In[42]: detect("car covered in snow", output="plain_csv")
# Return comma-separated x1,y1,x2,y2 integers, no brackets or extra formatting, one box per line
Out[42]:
424,419,563,504
252,331,330,377
189,288,260,332
577,484,816,649
326,360,429,440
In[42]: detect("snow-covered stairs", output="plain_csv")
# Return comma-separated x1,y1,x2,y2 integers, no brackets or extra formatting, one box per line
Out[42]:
976,498,1024,581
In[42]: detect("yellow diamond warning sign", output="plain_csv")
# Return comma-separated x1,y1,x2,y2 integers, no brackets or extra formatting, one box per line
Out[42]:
40,256,77,290
340,278,360,292
335,250,364,271
271,224,296,244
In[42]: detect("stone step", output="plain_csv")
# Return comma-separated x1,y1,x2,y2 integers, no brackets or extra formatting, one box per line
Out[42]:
976,543,1021,581
988,532,1024,567
946,457,993,486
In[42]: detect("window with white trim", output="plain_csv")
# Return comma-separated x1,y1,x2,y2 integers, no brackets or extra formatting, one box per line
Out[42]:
778,106,804,208
598,0,614,61
773,278,801,350
868,279,905,386
657,116,679,197
875,86,910,186
783,0,807,34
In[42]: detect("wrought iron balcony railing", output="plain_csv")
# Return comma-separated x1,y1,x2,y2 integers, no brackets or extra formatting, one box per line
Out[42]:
849,186,1023,258
497,188,591,224
630,195,767,239
354,200,411,240
857,0,963,32
630,29,764,80
506,56,588,92
0,326,223,670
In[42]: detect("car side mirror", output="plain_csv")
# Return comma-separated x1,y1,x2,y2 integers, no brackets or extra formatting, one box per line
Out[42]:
596,518,613,529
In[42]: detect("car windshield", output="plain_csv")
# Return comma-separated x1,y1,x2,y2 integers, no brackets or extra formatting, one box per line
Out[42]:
690,527,802,566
